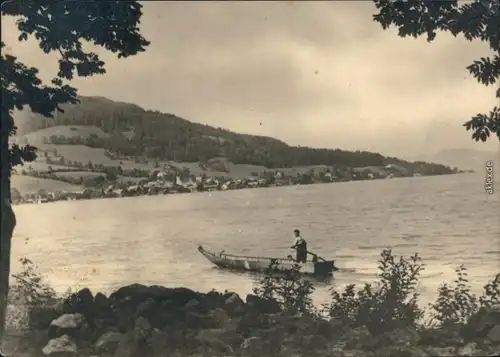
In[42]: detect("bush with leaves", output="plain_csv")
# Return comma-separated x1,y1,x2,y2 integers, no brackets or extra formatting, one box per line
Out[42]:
253,262,316,315
429,267,500,327
6,258,60,332
326,249,424,334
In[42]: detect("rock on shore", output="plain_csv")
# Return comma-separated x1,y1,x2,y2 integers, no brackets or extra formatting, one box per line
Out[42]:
20,284,500,356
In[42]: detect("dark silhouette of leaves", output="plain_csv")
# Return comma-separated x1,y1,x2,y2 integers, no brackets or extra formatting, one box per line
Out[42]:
1,0,150,200
467,56,500,86
463,107,500,142
373,0,500,142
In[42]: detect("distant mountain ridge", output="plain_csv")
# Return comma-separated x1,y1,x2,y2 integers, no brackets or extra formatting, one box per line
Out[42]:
14,96,454,174
423,148,499,172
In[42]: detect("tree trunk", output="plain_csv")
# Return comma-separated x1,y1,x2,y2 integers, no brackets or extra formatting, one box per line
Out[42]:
0,201,15,342
0,130,15,343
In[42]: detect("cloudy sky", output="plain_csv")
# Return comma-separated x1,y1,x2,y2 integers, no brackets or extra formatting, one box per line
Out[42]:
3,1,499,158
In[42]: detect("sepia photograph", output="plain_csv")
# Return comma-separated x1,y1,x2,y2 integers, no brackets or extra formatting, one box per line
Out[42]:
1,1,499,356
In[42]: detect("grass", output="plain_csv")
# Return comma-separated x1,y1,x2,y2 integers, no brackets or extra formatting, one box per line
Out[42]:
19,162,69,172
53,171,102,179
11,175,83,194
19,125,109,147
38,145,117,166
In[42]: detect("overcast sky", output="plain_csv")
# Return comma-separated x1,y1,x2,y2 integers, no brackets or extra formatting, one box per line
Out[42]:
3,1,499,158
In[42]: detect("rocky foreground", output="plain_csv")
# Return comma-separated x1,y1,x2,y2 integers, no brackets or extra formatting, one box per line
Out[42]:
11,284,500,357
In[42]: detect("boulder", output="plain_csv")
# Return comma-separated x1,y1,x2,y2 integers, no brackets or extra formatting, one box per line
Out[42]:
147,328,171,356
31,328,52,348
48,313,91,341
201,290,227,311
487,324,500,344
58,288,95,322
456,342,485,356
182,299,202,313
28,305,59,330
95,331,124,355
246,294,281,314
209,307,230,327
134,298,182,329
462,308,500,342
94,292,113,318
112,300,136,333
155,326,185,351
42,335,77,357
53,299,74,316
224,293,246,316
92,318,117,340
134,299,157,321
113,332,139,357
185,311,219,330
109,284,200,307
236,311,272,336
241,336,263,356
133,316,152,341
193,329,234,355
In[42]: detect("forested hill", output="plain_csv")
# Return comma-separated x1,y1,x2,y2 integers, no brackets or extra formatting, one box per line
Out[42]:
16,96,453,173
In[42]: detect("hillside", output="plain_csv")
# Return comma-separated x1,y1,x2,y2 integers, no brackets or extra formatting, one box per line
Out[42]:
14,96,454,174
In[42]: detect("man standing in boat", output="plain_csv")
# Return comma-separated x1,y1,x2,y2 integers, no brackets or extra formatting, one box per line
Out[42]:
291,229,307,263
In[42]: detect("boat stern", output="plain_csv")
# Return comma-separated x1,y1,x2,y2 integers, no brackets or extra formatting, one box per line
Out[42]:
314,260,338,276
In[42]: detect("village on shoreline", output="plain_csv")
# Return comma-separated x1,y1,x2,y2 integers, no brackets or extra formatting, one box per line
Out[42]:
11,148,467,205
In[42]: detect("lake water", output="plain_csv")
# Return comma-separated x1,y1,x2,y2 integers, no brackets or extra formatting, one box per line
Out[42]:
10,173,500,308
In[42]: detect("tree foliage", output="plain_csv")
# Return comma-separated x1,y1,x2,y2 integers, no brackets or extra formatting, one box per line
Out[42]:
1,1,149,175
0,0,149,342
372,0,500,142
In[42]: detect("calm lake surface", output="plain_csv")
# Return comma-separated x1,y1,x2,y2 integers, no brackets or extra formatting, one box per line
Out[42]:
11,173,500,307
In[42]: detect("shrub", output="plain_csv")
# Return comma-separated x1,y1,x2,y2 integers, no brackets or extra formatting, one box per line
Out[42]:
428,268,500,327
10,258,59,307
7,258,59,331
427,265,477,326
326,249,424,334
253,262,316,315
479,273,500,309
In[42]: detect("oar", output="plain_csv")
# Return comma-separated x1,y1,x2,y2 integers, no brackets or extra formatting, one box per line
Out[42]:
307,250,326,262
307,251,339,271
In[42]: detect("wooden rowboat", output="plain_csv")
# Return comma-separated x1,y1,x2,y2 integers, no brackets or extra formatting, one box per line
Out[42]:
197,245,338,277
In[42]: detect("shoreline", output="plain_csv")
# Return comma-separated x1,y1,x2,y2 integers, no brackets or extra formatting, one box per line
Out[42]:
12,171,462,206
